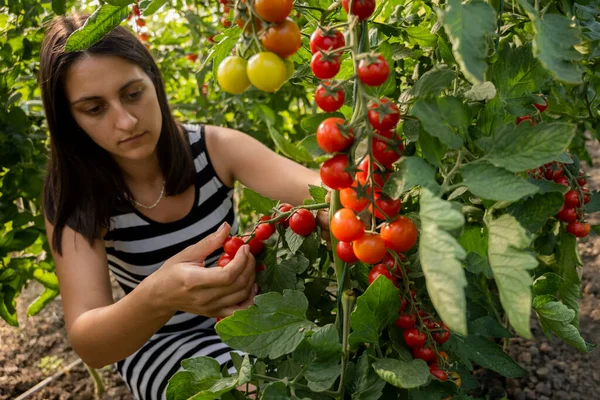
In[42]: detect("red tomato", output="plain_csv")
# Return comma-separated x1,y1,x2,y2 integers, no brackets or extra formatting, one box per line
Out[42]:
136,18,146,27
368,98,400,131
340,184,369,212
370,194,402,220
278,203,294,228
567,221,591,238
341,0,376,20
217,253,232,267
430,366,449,381
358,55,389,86
289,209,317,236
395,313,416,329
355,156,387,188
380,216,418,252
533,96,548,113
577,177,587,186
583,187,591,204
223,236,244,256
433,324,451,344
368,263,396,285
315,82,345,112
311,52,341,79
132,4,141,16
316,117,354,153
248,236,264,255
413,346,436,363
310,27,345,54
320,154,354,189
353,233,386,264
372,135,403,168
221,17,232,27
186,54,198,62
403,328,426,348
556,206,577,223
336,241,359,263
255,0,293,23
331,208,365,242
261,19,301,58
255,263,266,272
254,222,274,241
516,115,535,126
138,32,150,42
554,175,569,186
564,190,581,208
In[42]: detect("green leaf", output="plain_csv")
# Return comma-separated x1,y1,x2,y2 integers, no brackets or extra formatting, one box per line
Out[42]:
402,119,420,142
437,35,456,65
484,123,576,172
52,0,67,15
237,355,251,386
267,124,313,163
464,82,497,101
349,352,386,400
404,26,438,47
419,189,468,335
105,0,135,5
260,381,289,399
259,255,305,293
448,335,527,377
0,289,18,326
209,32,241,79
141,0,168,15
419,129,447,167
487,215,538,338
492,44,549,99
517,0,584,84
411,66,455,98
216,290,316,359
349,277,401,347
65,5,130,52
167,357,223,400
26,287,59,317
301,112,345,133
557,228,582,328
242,188,278,216
383,157,440,199
586,190,600,212
412,97,467,149
284,229,306,255
166,371,207,400
461,162,539,202
533,273,563,296
305,358,340,392
533,296,596,352
309,324,342,358
468,316,512,338
308,185,328,204
32,268,59,290
527,179,570,194
442,0,497,83
507,192,565,233
372,358,430,389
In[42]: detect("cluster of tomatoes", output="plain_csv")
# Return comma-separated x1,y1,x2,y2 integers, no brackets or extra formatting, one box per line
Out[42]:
126,3,150,43
529,163,592,237
515,95,548,126
216,0,297,94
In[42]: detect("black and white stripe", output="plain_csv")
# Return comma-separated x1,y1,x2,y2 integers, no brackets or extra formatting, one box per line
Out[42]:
105,124,240,400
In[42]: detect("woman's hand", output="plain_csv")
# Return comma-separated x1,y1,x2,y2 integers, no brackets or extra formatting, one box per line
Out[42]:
316,191,331,249
150,222,258,318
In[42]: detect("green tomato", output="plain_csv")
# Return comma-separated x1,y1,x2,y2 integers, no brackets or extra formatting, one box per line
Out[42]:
217,55,251,95
246,52,286,92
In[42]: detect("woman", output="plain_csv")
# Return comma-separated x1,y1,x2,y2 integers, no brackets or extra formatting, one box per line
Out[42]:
40,13,328,400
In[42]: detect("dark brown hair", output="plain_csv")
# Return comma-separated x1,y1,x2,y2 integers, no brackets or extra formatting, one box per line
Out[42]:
40,13,195,255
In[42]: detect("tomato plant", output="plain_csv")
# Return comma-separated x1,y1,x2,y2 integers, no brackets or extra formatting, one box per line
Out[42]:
316,117,354,153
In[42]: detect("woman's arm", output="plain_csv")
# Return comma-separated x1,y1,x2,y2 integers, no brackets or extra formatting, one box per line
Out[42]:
46,219,256,368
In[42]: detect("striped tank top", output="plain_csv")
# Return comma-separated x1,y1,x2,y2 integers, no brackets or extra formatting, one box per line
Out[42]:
103,124,240,400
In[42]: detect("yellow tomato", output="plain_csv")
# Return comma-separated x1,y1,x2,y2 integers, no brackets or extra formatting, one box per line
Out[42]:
246,52,286,92
217,55,251,95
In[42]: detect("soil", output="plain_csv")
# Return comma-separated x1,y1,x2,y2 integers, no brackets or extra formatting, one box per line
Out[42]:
1,142,599,400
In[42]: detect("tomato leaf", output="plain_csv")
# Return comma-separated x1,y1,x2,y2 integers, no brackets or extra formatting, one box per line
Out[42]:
411,97,468,149
556,228,583,329
266,123,314,163
242,188,278,216
533,272,563,296
404,26,438,47
384,157,439,199
448,334,527,377
533,295,596,352
65,5,130,52
585,190,600,212
371,358,430,389
140,0,168,15
418,128,447,167
442,0,497,84
305,358,340,392
349,276,401,348
166,357,239,400
0,287,18,327
461,162,540,202
51,0,66,15
346,352,386,400
484,122,576,172
419,189,468,335
527,179,569,194
308,185,328,204
411,65,455,98
506,192,565,233
260,381,289,399
257,254,306,293
467,316,512,338
283,229,307,255
487,215,538,338
464,81,497,101
216,290,316,359
31,268,59,290
402,119,420,142
517,0,584,84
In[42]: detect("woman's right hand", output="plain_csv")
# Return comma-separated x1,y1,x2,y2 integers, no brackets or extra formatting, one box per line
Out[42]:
149,222,258,318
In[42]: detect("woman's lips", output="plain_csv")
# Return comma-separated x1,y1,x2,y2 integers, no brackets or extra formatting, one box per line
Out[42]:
120,131,146,143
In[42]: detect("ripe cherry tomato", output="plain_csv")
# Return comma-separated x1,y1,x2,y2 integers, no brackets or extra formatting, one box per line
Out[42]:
254,222,274,241
564,190,581,208
320,154,354,189
316,117,354,153
430,366,449,381
224,236,244,256
567,221,591,238
336,241,359,263
315,82,345,112
311,52,341,79
556,206,577,223
248,236,264,255
516,115,535,126
217,56,251,95
370,194,402,220
331,208,365,242
340,184,369,212
236,14,263,33
403,328,426,348
353,233,386,264
261,19,301,58
132,4,141,16
255,0,293,23
221,16,232,28
310,27,345,54
289,209,317,236
368,98,400,131
247,52,287,92
533,96,548,113
372,134,403,168
368,263,396,285
413,346,436,363
217,253,232,267
380,216,418,252
138,32,150,42
186,54,198,62
358,55,389,86
278,203,294,228
136,18,146,27
554,175,569,186
341,0,376,20
433,324,451,344
582,187,591,204
355,156,387,188
577,177,587,186
395,313,416,329
255,263,266,272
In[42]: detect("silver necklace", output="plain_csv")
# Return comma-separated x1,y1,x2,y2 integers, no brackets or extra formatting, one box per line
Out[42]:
132,181,165,210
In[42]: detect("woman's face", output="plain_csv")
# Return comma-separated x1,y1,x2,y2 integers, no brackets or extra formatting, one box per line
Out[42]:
64,54,163,164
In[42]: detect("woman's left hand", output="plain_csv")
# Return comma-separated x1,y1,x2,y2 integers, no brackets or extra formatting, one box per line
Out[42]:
316,191,331,249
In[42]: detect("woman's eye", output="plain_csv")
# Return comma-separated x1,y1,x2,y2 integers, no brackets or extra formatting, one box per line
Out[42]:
128,90,142,100
85,106,103,115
